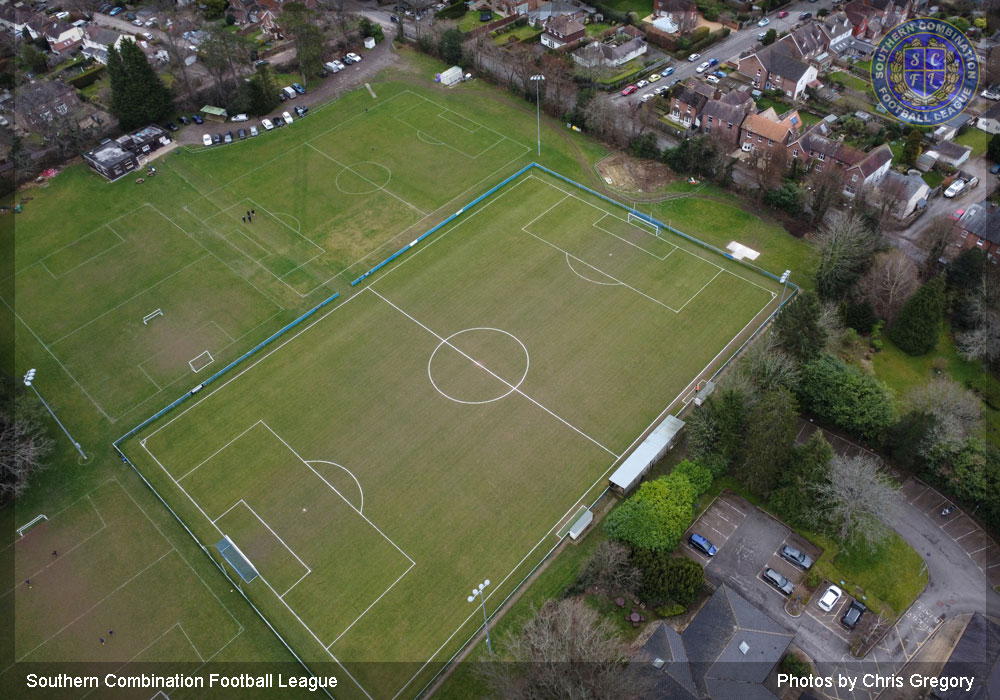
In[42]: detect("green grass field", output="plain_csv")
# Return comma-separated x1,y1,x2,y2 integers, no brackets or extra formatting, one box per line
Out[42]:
122,168,781,698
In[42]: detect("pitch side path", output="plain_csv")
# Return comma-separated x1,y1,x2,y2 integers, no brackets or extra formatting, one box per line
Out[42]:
118,165,789,699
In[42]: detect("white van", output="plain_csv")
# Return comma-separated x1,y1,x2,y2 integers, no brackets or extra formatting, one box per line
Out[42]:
944,179,966,198
324,61,342,73
231,113,248,122
282,86,297,99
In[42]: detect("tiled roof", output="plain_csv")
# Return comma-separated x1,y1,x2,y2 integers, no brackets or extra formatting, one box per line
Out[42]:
855,143,892,176
545,15,584,37
932,140,972,160
759,43,812,80
981,101,1000,122
743,108,801,142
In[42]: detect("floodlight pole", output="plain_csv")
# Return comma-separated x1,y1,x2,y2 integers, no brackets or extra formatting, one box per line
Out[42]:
468,579,493,656
778,270,791,307
23,369,87,461
530,75,545,157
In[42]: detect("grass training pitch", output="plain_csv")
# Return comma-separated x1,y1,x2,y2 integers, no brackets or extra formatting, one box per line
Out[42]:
122,164,782,699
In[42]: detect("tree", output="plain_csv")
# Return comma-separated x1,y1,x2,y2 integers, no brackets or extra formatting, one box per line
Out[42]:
762,28,777,45
768,431,833,529
736,389,799,497
20,43,48,74
799,354,896,440
955,271,1000,364
243,64,280,116
604,473,695,551
947,248,988,293
1,388,55,505
282,2,324,81
477,599,652,700
889,275,946,355
763,181,803,214
107,39,173,131
918,215,957,277
901,128,923,167
631,550,704,606
814,454,896,550
988,133,1000,163
905,376,983,451
856,249,919,324
686,389,747,470
202,0,227,19
578,541,641,595
774,291,827,362
812,212,884,301
439,28,464,66
736,333,800,394
805,166,844,227
749,147,789,192
672,460,712,496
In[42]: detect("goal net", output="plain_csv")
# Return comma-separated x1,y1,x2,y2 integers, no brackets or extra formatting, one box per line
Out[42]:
627,212,660,237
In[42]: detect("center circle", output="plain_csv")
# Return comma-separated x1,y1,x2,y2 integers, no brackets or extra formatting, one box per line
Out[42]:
427,328,529,405
335,162,391,194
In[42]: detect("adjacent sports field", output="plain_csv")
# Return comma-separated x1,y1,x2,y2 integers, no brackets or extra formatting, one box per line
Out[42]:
122,167,781,699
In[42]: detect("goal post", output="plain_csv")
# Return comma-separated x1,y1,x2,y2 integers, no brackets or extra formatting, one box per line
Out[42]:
627,211,660,238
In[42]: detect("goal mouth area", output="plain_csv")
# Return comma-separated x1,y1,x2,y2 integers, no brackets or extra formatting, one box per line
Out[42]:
216,535,259,584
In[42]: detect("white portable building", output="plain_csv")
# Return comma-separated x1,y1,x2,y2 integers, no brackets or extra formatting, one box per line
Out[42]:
439,66,463,86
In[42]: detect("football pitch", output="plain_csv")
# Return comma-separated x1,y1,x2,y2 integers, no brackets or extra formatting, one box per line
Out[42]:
121,165,782,699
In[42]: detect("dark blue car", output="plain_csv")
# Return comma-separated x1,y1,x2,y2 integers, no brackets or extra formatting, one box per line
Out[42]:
688,533,717,557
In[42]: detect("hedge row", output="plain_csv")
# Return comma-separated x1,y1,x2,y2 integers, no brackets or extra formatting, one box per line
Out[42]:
436,2,467,20
66,65,105,88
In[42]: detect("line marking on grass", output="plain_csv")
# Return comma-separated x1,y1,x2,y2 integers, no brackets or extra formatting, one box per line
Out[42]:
563,253,622,286
306,143,428,217
177,622,205,662
222,499,312,596
592,213,677,261
305,460,364,513
368,288,618,459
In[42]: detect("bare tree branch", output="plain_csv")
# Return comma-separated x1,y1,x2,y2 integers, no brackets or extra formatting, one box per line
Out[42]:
813,454,896,550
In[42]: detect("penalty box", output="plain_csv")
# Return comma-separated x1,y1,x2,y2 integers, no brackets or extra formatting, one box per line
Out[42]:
172,420,413,647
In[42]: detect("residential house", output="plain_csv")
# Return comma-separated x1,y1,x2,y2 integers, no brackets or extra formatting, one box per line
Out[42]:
737,43,818,100
81,26,126,64
233,0,316,31
929,613,1000,699
669,80,718,129
819,13,854,50
957,203,1000,262
572,36,647,68
843,0,912,41
740,107,802,155
779,23,832,68
12,81,82,134
527,0,593,25
976,101,1000,135
494,0,543,17
653,0,698,34
540,15,586,49
843,144,893,196
789,121,863,172
636,584,794,699
927,140,972,169
39,18,83,54
701,90,755,148
872,170,930,218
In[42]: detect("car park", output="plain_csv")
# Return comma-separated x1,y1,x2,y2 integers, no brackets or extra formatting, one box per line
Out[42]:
763,568,795,595
178,116,190,125
696,61,710,73
841,599,866,629
817,585,843,612
273,116,285,127
212,133,222,144
688,53,701,62
292,82,306,94
346,52,361,63
192,114,204,124
224,131,233,144
688,533,717,557
282,111,294,124
648,74,661,82
780,545,813,570
238,128,247,140
261,119,274,131
705,75,720,84
758,17,770,26
249,125,259,137
621,85,638,96
202,134,212,146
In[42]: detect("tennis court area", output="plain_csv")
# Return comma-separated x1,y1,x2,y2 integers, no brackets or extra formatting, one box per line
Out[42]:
122,167,781,699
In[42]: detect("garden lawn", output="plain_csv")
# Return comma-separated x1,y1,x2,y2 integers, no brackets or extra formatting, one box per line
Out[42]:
955,128,992,157
922,170,944,188
830,71,868,91
457,10,494,32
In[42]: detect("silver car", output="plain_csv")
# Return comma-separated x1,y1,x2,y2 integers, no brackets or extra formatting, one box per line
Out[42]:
780,545,813,570
763,568,795,595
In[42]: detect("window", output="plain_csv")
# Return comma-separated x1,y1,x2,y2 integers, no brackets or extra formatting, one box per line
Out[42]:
768,139,773,146
707,116,713,123
727,123,733,130
793,149,799,157
55,103,68,115
757,135,762,142
960,231,968,238
851,174,858,182
818,153,825,161
977,239,984,247
844,185,855,195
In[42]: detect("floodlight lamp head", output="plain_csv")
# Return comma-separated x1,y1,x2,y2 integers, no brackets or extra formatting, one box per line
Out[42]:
530,74,545,81
468,595,475,603
24,368,36,385
780,270,790,283
484,579,490,587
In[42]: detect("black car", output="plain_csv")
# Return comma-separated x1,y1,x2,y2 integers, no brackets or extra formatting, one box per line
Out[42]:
273,116,285,127
278,92,287,102
238,128,247,140
294,105,308,117
178,116,190,125
762,568,795,595
192,114,204,124
841,600,866,629
212,133,222,144
164,122,178,132
319,69,329,78
98,3,112,13
799,11,812,19
780,545,814,570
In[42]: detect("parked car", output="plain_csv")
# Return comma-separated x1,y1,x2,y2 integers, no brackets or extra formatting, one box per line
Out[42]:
192,114,204,124
212,133,222,144
162,122,177,132
817,585,843,612
238,128,247,140
178,116,190,125
648,73,661,82
249,125,259,137
705,75,720,84
763,568,795,595
778,10,789,17
621,85,638,96
319,69,328,78
944,179,966,198
696,61,710,73
273,116,285,127
669,78,681,87
390,13,399,21
202,134,212,146
990,163,1000,175
282,86,297,99
712,70,726,78
799,11,812,19
688,533,717,557
636,79,648,88
758,31,768,40
640,93,654,102
231,113,249,122
109,6,123,15
758,17,770,26
983,86,1000,100
663,66,675,76
224,131,233,144
99,3,112,13
292,82,306,94
145,18,156,27
278,91,287,102
261,119,274,131
653,85,668,95
346,52,361,63
140,31,153,41
708,58,719,67
294,105,308,117
780,545,814,570
281,111,293,124
688,53,701,62
841,599,866,629
950,208,966,221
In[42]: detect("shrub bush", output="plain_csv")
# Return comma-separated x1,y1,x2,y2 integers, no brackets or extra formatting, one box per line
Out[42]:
798,354,895,440
436,2,468,20
656,602,686,617
604,473,695,551
781,653,813,678
673,460,712,496
969,374,1000,410
66,65,105,88
889,276,946,356
633,549,704,606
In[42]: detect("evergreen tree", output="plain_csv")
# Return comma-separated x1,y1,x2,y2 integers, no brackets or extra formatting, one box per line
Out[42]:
107,39,173,131
889,276,946,355
774,291,827,361
735,388,799,498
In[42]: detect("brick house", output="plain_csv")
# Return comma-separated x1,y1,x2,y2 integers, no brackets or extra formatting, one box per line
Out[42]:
874,170,930,218
12,81,83,135
842,144,893,197
701,90,754,148
737,44,818,100
843,0,912,40
956,203,1000,262
540,15,586,49
572,36,647,68
740,107,802,155
42,19,83,54
669,80,718,128
494,0,543,17
654,0,698,34
779,23,835,70
977,101,1000,136
81,26,126,64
